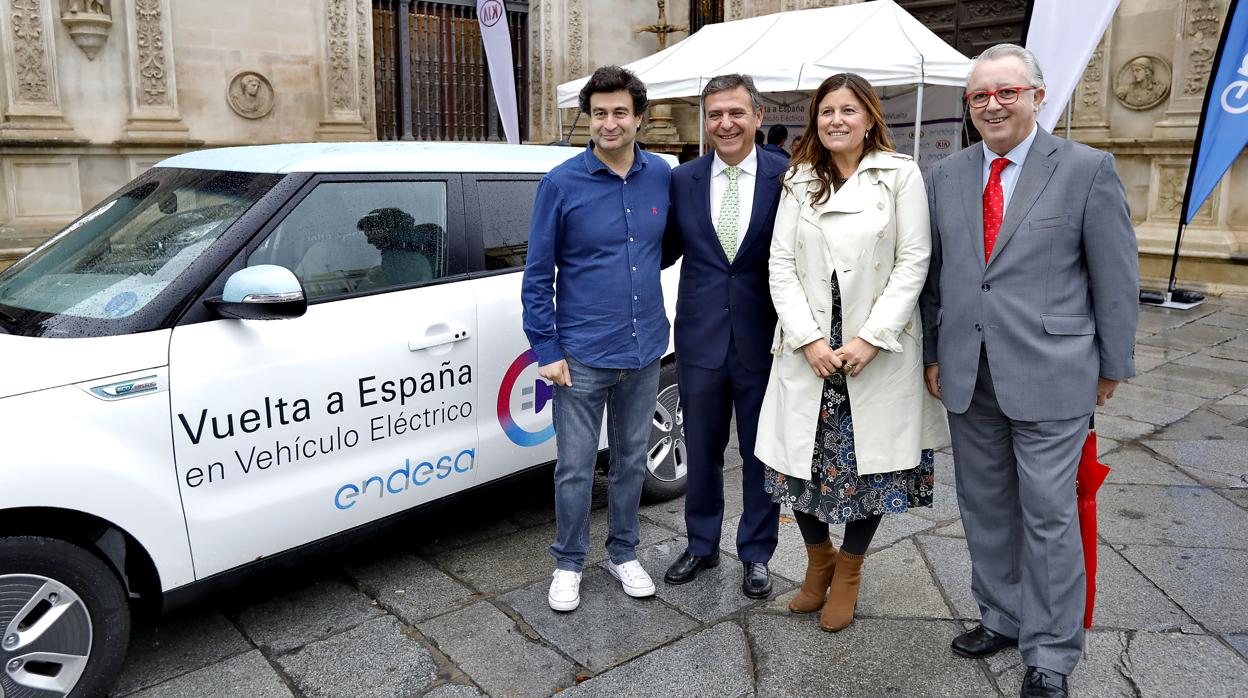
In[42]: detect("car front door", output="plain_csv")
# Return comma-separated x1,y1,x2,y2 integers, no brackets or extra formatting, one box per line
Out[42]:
168,175,480,578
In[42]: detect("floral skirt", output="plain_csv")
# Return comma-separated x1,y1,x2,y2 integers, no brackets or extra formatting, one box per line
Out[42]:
763,273,934,524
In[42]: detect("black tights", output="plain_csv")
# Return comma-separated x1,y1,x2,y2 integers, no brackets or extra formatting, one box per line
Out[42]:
793,510,881,556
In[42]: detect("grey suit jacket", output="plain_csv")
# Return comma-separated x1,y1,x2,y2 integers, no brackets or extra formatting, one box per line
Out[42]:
919,128,1139,421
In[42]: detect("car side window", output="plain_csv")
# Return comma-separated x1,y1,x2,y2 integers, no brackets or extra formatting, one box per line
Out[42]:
248,181,459,301
479,178,539,271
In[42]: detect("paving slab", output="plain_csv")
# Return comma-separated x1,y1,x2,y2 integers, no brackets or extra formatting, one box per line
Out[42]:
933,519,965,537
1226,633,1248,659
1218,488,1248,510
1097,382,1207,426
274,616,439,698
915,535,977,620
1088,545,1193,631
419,601,578,697
869,511,938,552
126,650,292,698
1204,336,1248,362
1131,362,1246,399
1195,309,1248,330
1089,414,1157,442
1175,350,1248,376
433,510,671,594
498,566,698,672
1119,545,1248,634
637,537,792,622
346,551,476,624
422,683,486,698
1147,407,1248,442
412,513,521,557
1124,631,1248,697
1137,322,1242,352
1096,484,1248,549
114,609,252,695
856,539,953,620
933,450,956,486
1137,307,1206,334
563,622,753,697
1143,439,1248,488
992,630,1133,698
910,482,963,523
748,615,997,697
231,577,386,653
1133,342,1195,369
1100,447,1198,486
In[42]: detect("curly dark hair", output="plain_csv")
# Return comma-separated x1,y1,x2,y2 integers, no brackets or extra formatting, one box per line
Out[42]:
578,65,648,116
789,73,894,206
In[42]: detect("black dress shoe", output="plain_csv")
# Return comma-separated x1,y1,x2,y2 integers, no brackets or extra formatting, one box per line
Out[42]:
664,550,719,584
1021,667,1068,698
741,562,772,598
951,624,1017,658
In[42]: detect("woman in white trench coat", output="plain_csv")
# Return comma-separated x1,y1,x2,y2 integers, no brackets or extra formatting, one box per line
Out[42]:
755,74,949,632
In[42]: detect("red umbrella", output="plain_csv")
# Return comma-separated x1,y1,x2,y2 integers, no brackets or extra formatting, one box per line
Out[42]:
1076,416,1111,629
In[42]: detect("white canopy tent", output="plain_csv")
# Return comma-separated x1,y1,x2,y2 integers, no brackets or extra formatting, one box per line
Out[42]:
555,0,974,159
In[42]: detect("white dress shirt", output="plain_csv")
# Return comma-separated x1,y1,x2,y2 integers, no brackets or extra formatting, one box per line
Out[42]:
709,146,758,255
981,124,1039,211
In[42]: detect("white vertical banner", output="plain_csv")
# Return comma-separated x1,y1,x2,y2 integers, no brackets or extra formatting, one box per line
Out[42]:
1026,0,1121,132
477,0,520,143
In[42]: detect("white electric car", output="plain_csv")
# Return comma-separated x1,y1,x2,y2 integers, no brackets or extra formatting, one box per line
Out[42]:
0,142,687,697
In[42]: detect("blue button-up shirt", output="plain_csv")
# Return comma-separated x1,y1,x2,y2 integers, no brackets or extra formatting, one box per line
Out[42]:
522,143,671,369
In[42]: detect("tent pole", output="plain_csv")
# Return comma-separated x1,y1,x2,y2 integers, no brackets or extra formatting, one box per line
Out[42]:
913,81,925,159
557,107,564,142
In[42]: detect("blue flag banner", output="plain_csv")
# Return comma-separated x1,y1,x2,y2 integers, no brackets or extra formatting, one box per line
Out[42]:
1186,0,1248,224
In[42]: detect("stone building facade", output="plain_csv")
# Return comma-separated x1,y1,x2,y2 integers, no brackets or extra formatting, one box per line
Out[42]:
1,0,1245,290
0,0,374,266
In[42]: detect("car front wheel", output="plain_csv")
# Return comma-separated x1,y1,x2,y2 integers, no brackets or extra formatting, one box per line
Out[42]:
642,361,687,502
0,536,130,698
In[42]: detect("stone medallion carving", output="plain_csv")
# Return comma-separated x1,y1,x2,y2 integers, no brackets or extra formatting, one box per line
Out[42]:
227,70,274,119
60,0,112,60
1114,54,1172,111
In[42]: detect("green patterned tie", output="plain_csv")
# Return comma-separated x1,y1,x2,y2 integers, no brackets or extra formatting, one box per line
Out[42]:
717,165,741,261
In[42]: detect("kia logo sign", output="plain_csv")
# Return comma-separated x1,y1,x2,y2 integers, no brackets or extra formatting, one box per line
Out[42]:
936,139,950,149
479,0,504,27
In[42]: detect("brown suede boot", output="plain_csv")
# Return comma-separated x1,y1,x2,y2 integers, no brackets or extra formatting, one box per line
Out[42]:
820,549,865,632
788,540,837,614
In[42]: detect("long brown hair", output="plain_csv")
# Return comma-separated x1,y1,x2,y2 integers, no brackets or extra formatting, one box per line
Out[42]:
789,73,894,205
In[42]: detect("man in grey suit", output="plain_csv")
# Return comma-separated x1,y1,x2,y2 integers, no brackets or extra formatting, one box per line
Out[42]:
920,44,1138,698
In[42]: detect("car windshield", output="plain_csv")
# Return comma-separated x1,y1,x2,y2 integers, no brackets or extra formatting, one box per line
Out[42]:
0,167,280,337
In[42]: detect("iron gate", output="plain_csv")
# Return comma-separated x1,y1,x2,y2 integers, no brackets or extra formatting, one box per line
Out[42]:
373,0,529,141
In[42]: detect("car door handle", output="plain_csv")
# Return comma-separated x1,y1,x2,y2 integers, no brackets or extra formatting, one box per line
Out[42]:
409,325,472,351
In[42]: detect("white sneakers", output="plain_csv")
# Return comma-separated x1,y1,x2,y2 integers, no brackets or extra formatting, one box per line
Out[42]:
607,559,656,598
548,569,582,612
548,560,656,611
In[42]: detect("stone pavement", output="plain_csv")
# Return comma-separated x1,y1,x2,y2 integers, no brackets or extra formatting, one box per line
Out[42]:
112,298,1248,697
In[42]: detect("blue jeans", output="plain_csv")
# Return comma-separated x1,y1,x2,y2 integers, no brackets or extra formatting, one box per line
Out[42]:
549,356,660,572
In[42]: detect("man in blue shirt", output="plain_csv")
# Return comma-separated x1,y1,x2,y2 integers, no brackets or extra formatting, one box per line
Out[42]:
522,65,671,613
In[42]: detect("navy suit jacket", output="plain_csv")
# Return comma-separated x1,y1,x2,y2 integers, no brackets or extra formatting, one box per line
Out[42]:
663,147,788,371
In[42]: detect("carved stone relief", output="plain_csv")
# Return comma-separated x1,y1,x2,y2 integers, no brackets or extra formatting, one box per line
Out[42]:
727,0,746,21
10,0,53,103
528,0,587,143
1183,0,1222,97
1115,54,1171,111
227,71,274,119
59,0,111,59
355,0,374,133
1151,160,1215,223
133,0,168,106
326,0,354,113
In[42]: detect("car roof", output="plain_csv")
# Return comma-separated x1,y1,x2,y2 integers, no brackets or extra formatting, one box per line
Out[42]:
154,142,588,175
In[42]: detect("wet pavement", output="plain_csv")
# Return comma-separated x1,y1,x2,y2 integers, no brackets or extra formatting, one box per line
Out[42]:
112,297,1248,697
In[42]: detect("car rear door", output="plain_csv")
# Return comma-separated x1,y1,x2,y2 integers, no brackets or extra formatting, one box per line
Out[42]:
168,174,480,578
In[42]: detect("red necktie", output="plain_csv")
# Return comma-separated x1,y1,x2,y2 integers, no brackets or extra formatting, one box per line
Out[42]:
983,157,1010,262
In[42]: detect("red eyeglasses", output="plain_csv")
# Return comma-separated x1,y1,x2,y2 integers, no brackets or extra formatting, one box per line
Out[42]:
964,86,1038,108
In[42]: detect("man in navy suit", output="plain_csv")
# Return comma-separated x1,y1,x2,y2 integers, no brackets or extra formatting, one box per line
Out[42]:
662,73,787,597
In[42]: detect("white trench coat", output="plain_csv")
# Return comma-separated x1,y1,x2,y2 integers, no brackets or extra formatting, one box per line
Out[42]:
755,151,950,479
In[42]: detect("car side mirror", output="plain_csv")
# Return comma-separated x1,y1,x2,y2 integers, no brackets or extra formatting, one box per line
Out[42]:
205,264,307,320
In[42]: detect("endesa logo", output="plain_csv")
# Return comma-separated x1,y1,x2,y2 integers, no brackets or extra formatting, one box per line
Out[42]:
497,349,556,447
334,449,475,510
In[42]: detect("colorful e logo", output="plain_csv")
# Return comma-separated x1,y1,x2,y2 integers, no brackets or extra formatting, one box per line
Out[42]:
497,349,556,447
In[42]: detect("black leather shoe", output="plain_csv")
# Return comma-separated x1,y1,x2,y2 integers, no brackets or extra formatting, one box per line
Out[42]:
741,562,772,598
664,550,719,584
951,624,1017,658
1021,667,1068,698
